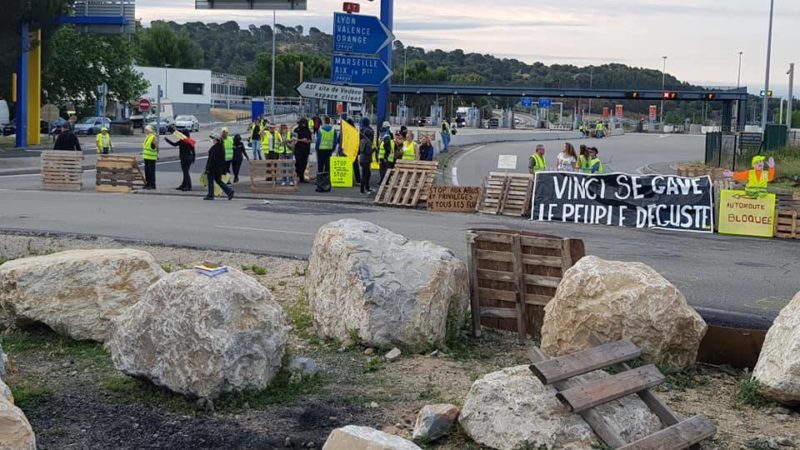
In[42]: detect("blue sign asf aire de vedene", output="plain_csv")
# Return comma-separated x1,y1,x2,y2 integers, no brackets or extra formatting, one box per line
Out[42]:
333,12,394,55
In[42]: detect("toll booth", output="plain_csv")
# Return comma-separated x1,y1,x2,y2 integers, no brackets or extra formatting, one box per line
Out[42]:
466,107,480,128
430,105,443,127
397,105,409,126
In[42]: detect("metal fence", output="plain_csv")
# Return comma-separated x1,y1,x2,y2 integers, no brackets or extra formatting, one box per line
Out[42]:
706,125,795,171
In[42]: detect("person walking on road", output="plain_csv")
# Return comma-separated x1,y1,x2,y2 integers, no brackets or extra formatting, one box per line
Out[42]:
440,119,452,153
164,126,196,191
221,127,234,173
529,144,547,174
293,119,313,183
587,147,603,174
53,123,81,151
95,127,112,154
316,116,337,175
231,134,249,184
557,142,578,172
250,119,263,160
204,134,235,201
402,131,417,160
142,125,159,189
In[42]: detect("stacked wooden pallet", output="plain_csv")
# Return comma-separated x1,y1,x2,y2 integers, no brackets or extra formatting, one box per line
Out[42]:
477,172,534,217
676,163,725,180
95,155,145,193
41,151,83,191
467,229,585,341
530,338,716,449
775,191,800,240
250,160,298,193
374,160,438,207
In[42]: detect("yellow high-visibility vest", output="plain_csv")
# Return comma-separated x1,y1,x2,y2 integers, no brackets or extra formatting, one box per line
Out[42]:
274,131,293,154
402,141,416,160
96,133,111,152
378,139,396,163
142,135,158,160
746,170,769,197
530,153,546,173
224,137,233,161
319,128,335,150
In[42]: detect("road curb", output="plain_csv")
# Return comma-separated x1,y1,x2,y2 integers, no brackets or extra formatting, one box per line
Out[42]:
133,189,374,206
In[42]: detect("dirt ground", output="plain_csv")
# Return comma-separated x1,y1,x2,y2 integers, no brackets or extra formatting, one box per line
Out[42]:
0,233,798,450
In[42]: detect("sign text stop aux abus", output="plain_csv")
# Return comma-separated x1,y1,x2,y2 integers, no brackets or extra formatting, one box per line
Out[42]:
427,186,481,212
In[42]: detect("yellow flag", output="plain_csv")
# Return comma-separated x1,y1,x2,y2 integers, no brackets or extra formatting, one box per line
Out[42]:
341,121,360,162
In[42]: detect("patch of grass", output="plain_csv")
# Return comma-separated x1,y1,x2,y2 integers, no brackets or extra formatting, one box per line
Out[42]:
348,328,362,346
362,356,384,374
101,375,195,413
654,366,707,392
2,326,110,367
292,266,305,277
591,442,614,450
216,370,325,410
0,256,7,266
286,289,315,342
160,263,173,273
9,378,53,408
734,374,770,408
251,265,267,276
418,376,442,402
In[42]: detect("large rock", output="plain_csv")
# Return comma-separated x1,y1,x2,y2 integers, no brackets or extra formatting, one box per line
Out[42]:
109,268,289,399
323,425,421,450
0,378,36,450
306,220,469,351
540,256,707,371
0,249,165,342
754,291,800,405
459,365,662,450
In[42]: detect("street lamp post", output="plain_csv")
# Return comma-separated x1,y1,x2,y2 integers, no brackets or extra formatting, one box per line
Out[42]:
761,0,775,131
164,64,171,98
270,9,277,122
737,52,743,88
660,56,667,125
587,67,594,116
788,63,795,130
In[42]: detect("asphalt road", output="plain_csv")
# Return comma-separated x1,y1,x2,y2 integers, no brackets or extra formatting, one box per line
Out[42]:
0,188,795,326
452,133,705,186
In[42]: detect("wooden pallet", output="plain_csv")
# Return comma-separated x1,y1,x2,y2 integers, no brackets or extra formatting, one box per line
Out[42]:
529,338,716,450
374,160,438,207
95,155,145,193
776,191,800,212
477,172,534,217
775,209,799,239
41,151,84,191
250,160,298,193
467,229,585,341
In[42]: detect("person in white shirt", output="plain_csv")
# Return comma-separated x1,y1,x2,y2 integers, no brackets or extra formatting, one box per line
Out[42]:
556,142,579,172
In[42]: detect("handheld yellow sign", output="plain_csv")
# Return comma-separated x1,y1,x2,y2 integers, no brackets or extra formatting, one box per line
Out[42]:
718,190,776,238
340,121,360,162
330,156,353,188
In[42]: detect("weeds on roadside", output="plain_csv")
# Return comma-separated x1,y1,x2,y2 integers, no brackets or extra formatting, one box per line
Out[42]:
160,264,173,273
362,357,384,374
734,373,770,408
9,378,53,408
2,325,109,366
654,366,707,392
251,265,268,276
285,288,316,343
591,442,614,450
0,256,7,266
101,375,195,413
216,370,325,410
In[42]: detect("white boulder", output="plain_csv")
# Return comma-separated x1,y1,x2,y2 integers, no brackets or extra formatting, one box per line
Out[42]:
541,256,707,371
306,219,469,351
109,268,290,399
459,365,662,450
0,378,36,450
0,249,165,342
754,291,800,405
323,425,421,450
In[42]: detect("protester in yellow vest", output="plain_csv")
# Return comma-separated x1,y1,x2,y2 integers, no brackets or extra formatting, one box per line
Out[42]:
724,155,775,198
95,127,112,154
587,147,603,174
377,130,396,183
402,132,417,160
275,124,295,186
221,127,233,173
142,126,158,189
529,144,547,173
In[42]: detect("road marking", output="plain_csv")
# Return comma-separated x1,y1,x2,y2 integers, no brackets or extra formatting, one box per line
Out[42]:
214,225,315,236
451,144,487,186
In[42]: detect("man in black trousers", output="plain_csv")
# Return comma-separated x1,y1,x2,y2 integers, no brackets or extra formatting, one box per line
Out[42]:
293,119,312,183
164,126,196,191
204,134,234,201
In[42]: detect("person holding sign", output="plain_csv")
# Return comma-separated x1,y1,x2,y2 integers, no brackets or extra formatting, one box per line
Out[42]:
358,118,375,194
402,132,417,160
723,155,775,198
587,147,604,174
529,144,547,173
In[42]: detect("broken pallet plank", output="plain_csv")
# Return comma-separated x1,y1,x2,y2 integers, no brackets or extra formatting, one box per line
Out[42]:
618,415,716,450
530,340,641,385
556,364,665,413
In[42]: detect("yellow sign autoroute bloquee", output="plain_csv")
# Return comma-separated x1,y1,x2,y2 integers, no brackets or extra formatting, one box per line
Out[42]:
718,190,776,238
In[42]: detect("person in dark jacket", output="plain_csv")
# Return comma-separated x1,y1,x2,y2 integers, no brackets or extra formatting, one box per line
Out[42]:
204,134,234,201
164,126,196,191
358,118,375,194
53,124,81,151
231,134,249,183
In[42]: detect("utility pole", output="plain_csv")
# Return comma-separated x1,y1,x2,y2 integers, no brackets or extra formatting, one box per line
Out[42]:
660,56,668,125
788,63,795,130
271,9,276,122
377,0,393,127
737,51,743,88
761,0,775,132
587,67,594,116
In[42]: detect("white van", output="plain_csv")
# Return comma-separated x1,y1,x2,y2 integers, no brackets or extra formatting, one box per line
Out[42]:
0,100,9,126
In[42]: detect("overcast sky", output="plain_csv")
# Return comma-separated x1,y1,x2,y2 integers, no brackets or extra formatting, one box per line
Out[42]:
136,0,800,97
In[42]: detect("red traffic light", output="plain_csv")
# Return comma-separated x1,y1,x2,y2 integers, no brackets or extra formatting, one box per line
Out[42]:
662,91,678,100
343,2,360,13
626,91,640,99
704,93,716,100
